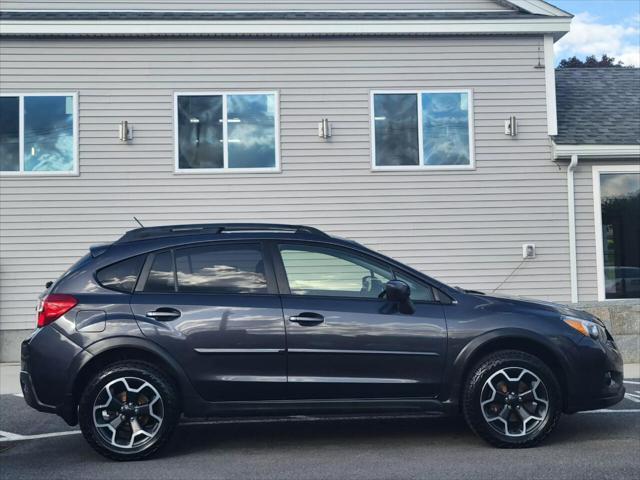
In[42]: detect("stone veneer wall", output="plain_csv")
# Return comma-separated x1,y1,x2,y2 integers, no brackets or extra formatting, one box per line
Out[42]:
574,301,640,363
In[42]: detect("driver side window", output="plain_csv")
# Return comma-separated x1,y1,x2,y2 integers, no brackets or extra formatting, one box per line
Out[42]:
279,244,393,298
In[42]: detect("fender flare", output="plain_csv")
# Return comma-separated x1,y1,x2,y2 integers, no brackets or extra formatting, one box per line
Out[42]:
442,328,575,407
66,336,198,404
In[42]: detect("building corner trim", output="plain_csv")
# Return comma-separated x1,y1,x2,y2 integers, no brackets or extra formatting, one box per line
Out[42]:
567,154,579,303
544,35,558,137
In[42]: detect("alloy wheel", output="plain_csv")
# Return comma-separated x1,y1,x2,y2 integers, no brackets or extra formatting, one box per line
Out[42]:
480,367,549,437
92,376,164,450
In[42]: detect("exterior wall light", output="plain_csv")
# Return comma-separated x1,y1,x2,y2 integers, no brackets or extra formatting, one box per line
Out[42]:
505,115,518,137
318,118,332,139
118,120,133,142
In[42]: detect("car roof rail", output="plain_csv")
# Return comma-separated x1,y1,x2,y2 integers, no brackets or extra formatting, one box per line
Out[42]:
116,223,328,244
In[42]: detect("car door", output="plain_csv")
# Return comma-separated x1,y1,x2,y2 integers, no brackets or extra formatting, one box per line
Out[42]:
272,241,447,400
130,241,286,402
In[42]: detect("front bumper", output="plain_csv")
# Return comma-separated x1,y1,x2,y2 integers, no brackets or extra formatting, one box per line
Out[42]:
565,336,626,413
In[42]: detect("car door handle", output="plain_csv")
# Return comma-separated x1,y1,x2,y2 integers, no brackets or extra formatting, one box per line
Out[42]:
146,308,181,320
289,313,324,326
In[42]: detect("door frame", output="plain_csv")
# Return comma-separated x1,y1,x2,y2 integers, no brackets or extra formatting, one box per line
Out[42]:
592,163,640,301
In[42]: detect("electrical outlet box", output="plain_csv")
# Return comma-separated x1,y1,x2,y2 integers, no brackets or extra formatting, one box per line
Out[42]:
522,244,536,259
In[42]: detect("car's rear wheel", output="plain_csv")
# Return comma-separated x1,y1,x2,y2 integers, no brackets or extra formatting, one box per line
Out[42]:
78,360,180,461
462,350,562,448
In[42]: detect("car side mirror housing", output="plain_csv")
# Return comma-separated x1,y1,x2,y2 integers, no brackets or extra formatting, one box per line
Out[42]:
385,280,415,314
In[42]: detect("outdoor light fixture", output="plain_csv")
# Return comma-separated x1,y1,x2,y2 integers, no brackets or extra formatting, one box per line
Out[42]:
505,115,518,137
118,120,133,142
318,118,332,139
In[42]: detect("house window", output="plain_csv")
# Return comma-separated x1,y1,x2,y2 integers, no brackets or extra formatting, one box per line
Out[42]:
593,165,640,300
0,93,78,175
175,92,279,172
371,90,474,170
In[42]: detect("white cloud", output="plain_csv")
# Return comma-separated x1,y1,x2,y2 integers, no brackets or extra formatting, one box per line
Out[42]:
555,12,640,67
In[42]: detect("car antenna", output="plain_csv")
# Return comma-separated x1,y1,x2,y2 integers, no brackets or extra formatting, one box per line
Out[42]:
133,216,144,228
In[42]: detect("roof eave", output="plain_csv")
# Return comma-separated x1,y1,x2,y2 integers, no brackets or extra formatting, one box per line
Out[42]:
553,143,640,159
0,17,572,39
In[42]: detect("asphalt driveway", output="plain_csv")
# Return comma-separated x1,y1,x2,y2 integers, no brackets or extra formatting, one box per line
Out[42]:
1,381,639,480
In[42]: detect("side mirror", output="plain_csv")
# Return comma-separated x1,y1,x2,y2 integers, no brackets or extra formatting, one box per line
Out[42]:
384,280,415,314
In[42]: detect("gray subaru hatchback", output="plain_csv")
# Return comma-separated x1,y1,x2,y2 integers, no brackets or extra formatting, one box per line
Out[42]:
21,224,625,460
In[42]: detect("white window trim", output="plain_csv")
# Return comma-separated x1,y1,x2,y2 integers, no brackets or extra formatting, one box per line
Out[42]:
370,89,475,172
0,92,79,177
173,91,281,174
592,164,640,301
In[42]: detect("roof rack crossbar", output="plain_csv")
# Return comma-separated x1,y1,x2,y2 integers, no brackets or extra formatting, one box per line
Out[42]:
116,223,327,244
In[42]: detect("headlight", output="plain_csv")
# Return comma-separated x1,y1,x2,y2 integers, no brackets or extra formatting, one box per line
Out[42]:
563,316,601,339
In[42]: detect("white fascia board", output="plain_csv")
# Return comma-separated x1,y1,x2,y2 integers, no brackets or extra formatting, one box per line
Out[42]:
544,35,557,136
505,0,572,17
554,144,640,158
0,18,572,38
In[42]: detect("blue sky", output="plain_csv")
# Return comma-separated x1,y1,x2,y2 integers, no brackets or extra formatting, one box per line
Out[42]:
552,1,640,66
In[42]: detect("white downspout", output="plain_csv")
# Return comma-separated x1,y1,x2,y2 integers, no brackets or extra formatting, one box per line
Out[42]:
567,154,579,303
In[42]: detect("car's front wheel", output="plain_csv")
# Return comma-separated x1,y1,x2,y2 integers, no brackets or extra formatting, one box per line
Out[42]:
78,360,180,461
462,350,562,448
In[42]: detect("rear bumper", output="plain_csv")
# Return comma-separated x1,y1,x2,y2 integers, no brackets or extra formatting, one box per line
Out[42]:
21,333,80,425
20,370,56,413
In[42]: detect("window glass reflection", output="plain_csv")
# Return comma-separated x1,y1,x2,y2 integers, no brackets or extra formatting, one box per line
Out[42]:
600,172,640,299
227,94,277,169
175,244,267,294
0,96,20,171
24,96,74,172
280,245,393,298
178,95,223,169
373,94,419,166
394,272,435,302
145,251,176,293
423,92,470,166
96,255,145,293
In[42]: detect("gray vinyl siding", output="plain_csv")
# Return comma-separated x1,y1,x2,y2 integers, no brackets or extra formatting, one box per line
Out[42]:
1,1,511,11
0,35,567,331
574,159,640,302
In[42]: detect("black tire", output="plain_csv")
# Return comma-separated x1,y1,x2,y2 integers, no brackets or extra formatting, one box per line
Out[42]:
78,360,180,461
462,350,562,448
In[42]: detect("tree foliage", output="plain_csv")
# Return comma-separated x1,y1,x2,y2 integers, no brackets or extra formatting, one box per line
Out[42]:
557,54,630,69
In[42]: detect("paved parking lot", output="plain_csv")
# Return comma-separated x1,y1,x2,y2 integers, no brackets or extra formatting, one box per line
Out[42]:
1,381,639,480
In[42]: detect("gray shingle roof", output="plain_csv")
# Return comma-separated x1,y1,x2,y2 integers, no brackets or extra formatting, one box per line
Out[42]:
0,10,542,21
555,68,640,145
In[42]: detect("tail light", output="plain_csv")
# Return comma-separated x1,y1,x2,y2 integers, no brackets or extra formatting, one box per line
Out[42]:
37,294,78,328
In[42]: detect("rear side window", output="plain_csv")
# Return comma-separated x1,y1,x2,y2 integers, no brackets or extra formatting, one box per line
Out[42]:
96,255,145,293
175,243,267,294
144,251,176,293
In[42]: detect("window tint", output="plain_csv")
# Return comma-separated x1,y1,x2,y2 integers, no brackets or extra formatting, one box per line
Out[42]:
373,93,419,166
176,92,278,171
96,255,145,293
0,96,20,171
177,95,224,169
422,92,471,166
280,244,393,298
0,94,76,174
144,251,176,293
599,172,640,299
372,91,473,169
227,94,277,169
394,272,435,302
24,96,75,172
175,244,267,294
